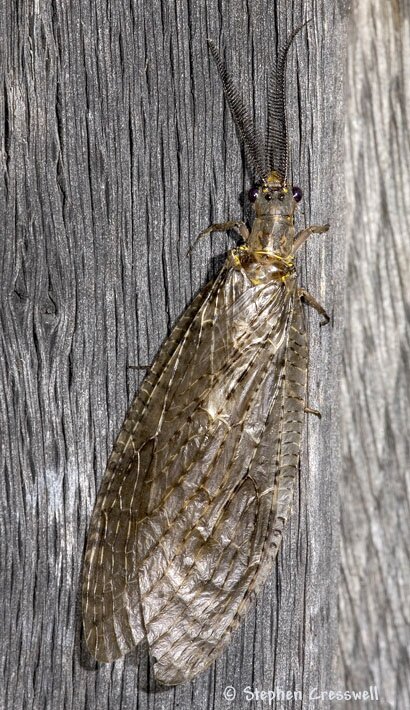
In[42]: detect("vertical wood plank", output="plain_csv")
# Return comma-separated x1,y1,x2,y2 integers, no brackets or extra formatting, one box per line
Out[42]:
1,1,346,708
339,2,410,708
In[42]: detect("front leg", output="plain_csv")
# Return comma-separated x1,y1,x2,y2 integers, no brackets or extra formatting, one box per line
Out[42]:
299,288,330,326
187,220,249,255
292,223,330,254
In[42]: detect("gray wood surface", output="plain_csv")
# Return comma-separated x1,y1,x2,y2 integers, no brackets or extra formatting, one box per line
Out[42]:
1,1,346,708
337,2,410,709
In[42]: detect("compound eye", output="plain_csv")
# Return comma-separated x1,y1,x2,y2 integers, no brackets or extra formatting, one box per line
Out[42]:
248,185,259,203
292,185,303,202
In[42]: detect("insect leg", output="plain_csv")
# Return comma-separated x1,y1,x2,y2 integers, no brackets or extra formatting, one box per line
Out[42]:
186,220,249,255
304,405,321,418
298,288,330,326
292,223,330,253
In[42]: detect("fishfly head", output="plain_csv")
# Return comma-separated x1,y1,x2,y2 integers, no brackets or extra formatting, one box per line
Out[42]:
248,171,303,219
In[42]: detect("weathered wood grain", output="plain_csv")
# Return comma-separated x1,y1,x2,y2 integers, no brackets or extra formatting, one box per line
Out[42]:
1,1,346,708
338,2,410,709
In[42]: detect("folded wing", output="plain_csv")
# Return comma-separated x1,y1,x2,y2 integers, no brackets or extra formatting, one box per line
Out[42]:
82,262,307,684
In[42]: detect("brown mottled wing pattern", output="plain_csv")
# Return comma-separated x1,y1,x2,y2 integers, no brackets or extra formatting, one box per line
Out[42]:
82,261,307,684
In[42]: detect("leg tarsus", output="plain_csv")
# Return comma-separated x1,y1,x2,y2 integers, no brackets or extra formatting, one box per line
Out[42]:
299,288,330,326
186,220,249,256
304,405,321,419
293,223,330,254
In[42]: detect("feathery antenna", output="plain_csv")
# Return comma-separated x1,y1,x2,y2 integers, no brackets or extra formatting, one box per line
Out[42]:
266,21,311,180
207,40,265,179
208,22,311,183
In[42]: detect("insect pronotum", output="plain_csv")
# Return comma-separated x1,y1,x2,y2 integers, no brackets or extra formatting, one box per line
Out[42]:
82,27,330,685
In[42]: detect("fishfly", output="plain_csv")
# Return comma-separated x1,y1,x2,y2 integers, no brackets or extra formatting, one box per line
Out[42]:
82,28,330,685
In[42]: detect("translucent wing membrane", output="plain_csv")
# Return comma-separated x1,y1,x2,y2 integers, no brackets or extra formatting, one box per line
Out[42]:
82,282,215,661
82,265,308,684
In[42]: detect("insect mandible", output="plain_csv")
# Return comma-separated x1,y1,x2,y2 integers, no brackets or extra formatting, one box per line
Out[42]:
82,26,330,685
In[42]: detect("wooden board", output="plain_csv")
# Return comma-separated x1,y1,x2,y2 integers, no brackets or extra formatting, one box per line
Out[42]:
338,2,410,708
1,1,346,708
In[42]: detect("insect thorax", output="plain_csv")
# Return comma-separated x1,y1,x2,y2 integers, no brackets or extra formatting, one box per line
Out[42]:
229,242,296,287
248,214,296,257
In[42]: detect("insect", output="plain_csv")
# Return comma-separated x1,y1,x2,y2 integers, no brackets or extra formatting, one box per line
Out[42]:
82,28,330,685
